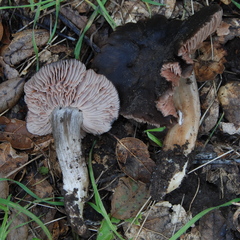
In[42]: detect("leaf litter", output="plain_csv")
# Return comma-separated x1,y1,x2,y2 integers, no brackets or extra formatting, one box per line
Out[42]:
0,0,240,239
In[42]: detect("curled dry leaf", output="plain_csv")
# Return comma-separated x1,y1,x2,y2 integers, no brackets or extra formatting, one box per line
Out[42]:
0,142,28,177
218,81,240,127
123,201,190,240
116,137,156,183
1,29,49,65
111,177,150,220
194,42,226,82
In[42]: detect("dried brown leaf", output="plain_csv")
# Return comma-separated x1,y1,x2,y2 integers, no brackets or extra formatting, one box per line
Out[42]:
218,81,240,126
0,116,34,149
1,29,49,65
116,137,156,183
7,209,29,240
216,18,240,44
124,201,190,240
0,142,28,177
199,209,226,240
24,172,57,239
111,177,150,220
0,116,53,150
0,57,19,79
194,42,226,82
0,77,24,113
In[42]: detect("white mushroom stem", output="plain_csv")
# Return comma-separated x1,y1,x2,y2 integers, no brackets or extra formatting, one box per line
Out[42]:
163,73,200,193
51,106,89,237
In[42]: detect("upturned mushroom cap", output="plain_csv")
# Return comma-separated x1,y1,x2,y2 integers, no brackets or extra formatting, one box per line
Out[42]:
92,5,222,127
24,59,119,135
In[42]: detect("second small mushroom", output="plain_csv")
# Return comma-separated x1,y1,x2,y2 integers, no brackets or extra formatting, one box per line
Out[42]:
24,59,119,236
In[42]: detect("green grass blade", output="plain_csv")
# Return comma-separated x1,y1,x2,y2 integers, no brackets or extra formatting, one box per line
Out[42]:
146,132,163,147
144,127,165,147
47,0,60,43
0,196,12,240
0,198,52,240
39,0,65,10
0,0,53,9
74,9,98,59
144,127,166,132
169,198,240,240
0,178,63,206
88,141,125,240
96,0,116,30
141,0,165,6
232,0,240,9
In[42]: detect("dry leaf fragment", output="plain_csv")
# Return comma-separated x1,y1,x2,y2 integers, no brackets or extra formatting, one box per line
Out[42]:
0,142,28,178
0,116,34,149
123,201,190,240
218,81,240,127
220,122,240,135
0,57,19,79
1,29,49,65
111,177,150,220
199,209,226,240
0,77,25,113
216,18,240,44
194,42,226,82
0,116,53,150
24,173,57,239
116,137,156,183
7,209,29,240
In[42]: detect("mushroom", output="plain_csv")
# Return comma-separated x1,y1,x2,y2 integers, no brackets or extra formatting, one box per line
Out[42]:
24,59,119,236
92,5,223,199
